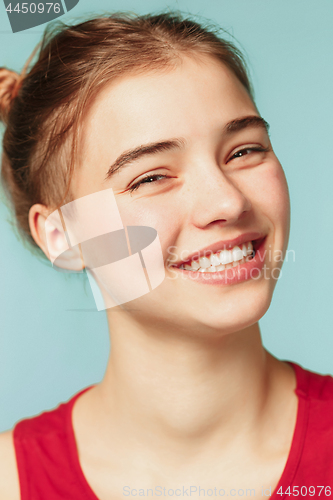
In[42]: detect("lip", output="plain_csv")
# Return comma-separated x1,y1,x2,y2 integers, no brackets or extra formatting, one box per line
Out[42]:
169,236,267,286
170,231,265,266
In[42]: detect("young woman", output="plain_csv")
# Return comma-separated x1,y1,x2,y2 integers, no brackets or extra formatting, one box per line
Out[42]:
0,12,332,500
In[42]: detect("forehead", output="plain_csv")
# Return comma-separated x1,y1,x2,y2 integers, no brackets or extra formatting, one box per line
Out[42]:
80,56,257,165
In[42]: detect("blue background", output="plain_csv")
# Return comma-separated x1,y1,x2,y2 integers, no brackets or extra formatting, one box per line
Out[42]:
0,0,332,431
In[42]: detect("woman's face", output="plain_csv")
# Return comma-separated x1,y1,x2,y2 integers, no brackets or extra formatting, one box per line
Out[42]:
73,55,290,336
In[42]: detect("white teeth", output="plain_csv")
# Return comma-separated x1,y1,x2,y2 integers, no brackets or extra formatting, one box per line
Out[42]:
247,241,253,255
216,264,226,271
218,249,233,265
177,240,256,272
210,253,221,267
199,256,211,269
232,246,243,262
190,260,200,270
207,266,216,272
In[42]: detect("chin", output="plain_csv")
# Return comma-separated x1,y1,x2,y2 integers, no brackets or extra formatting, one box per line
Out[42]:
180,279,276,337
115,267,278,339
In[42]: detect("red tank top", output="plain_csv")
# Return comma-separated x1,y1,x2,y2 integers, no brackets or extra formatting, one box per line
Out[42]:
13,362,333,500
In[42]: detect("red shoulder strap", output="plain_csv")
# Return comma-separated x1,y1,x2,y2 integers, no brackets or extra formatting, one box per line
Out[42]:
288,361,333,400
13,387,95,500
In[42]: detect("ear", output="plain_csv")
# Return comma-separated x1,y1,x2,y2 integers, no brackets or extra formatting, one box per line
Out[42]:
29,204,84,272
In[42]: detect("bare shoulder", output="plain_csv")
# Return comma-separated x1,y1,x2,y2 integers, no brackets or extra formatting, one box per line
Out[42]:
0,430,20,500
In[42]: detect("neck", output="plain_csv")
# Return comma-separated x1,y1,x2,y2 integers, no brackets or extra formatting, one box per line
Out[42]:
95,313,275,449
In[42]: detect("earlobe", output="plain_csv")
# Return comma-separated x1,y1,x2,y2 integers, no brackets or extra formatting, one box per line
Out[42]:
29,204,85,272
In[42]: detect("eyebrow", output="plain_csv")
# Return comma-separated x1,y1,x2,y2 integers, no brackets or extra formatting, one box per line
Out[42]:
224,115,270,134
104,139,185,180
104,115,269,180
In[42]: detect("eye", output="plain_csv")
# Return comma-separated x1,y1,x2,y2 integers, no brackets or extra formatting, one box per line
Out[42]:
129,173,169,193
227,146,270,163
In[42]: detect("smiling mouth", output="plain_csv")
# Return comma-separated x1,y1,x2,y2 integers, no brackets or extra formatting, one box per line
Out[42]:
171,239,261,273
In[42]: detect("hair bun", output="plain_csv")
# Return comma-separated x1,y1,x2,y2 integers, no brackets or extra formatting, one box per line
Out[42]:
0,68,21,124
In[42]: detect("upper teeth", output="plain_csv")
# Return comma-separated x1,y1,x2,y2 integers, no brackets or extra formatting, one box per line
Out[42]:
178,241,254,272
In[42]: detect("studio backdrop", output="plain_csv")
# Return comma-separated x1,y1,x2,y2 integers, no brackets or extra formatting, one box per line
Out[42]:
0,0,332,431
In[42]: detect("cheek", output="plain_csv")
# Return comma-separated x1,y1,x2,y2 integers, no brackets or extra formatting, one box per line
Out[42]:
115,198,183,261
262,163,290,234
240,161,290,232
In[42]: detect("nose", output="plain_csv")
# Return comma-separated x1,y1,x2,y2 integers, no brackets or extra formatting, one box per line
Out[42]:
187,162,252,228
